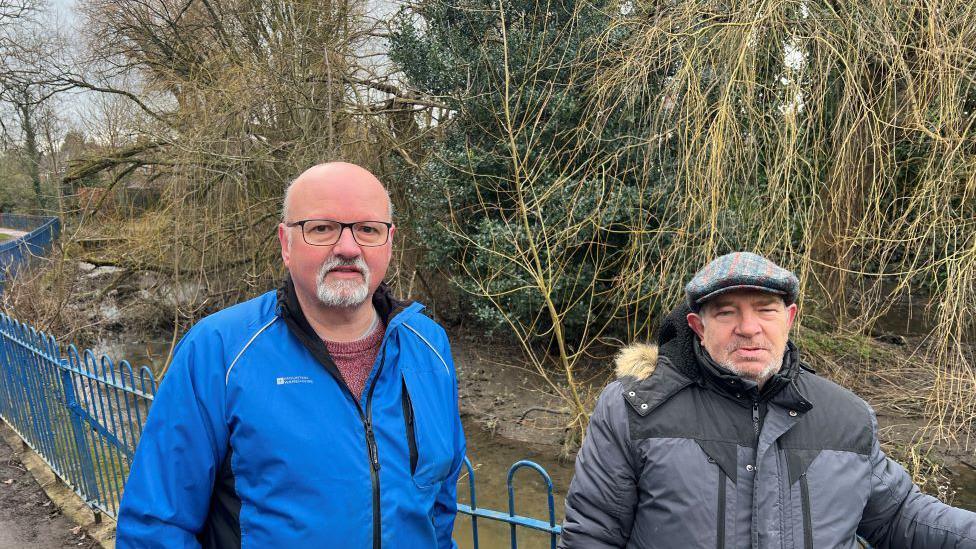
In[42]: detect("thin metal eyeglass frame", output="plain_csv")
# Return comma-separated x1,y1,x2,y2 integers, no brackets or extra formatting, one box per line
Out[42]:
285,219,393,247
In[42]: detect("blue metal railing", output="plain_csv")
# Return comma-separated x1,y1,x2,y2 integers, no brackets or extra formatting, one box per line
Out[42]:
0,313,157,516
458,458,562,549
0,313,562,546
0,213,54,233
0,213,61,293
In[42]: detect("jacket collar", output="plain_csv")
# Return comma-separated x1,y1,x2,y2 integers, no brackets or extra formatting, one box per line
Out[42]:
692,337,801,403
620,304,700,416
275,276,412,393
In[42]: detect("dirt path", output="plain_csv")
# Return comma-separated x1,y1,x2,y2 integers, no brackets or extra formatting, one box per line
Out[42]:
0,437,95,549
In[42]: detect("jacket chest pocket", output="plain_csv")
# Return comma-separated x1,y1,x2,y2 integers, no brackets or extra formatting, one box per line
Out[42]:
786,449,871,549
401,369,455,489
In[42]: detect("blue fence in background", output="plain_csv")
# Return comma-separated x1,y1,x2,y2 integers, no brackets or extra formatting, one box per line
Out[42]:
0,214,61,293
0,312,562,547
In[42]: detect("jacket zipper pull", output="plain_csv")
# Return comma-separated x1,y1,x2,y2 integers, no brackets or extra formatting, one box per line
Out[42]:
752,402,760,435
365,418,381,471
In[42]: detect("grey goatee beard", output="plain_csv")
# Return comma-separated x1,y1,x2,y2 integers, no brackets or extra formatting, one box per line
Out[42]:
315,256,371,307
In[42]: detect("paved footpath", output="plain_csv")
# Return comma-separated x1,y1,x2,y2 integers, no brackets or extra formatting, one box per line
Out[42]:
0,436,94,548
0,228,29,239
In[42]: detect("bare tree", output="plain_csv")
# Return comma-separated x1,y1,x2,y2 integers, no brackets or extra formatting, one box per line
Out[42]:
0,0,67,211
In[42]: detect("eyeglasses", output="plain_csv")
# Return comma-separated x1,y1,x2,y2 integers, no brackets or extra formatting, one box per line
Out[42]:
285,219,393,247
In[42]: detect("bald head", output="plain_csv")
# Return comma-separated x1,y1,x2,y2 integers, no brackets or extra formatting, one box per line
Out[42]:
282,162,393,223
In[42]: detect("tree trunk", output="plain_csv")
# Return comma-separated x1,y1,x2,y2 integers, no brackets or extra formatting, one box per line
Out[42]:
18,90,43,211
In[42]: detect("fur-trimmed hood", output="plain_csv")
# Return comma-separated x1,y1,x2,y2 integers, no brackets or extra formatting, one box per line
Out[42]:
615,343,658,380
614,302,695,383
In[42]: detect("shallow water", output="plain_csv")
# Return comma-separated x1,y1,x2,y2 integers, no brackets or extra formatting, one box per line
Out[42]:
90,337,171,375
951,463,976,512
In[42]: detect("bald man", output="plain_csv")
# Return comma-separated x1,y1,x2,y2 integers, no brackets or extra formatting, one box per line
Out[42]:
118,163,466,548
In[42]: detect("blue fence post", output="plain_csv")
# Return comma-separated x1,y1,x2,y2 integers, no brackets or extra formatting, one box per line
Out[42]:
507,461,559,549
460,457,480,549
59,360,101,506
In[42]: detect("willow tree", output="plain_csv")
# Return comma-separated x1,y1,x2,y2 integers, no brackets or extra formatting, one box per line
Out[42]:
591,0,976,443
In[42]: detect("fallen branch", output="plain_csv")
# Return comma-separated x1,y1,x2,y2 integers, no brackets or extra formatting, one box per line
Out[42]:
518,406,570,423
63,141,161,185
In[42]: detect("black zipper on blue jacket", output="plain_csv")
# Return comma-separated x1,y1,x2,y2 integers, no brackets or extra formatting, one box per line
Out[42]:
401,378,418,475
363,351,386,549
278,280,409,549
279,306,388,549
315,348,385,549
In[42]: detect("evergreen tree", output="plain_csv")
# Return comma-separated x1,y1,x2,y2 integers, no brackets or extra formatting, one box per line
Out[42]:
391,0,668,345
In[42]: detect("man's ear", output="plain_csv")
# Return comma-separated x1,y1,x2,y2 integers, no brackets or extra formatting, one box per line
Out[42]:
785,302,798,329
277,223,291,267
687,312,705,339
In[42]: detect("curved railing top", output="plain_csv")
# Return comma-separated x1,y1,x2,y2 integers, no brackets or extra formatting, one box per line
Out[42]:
0,214,59,254
0,212,59,249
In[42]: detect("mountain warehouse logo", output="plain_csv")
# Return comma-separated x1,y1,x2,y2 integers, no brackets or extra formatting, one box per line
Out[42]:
276,375,313,385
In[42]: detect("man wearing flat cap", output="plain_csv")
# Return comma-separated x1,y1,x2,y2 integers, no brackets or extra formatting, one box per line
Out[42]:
560,252,976,548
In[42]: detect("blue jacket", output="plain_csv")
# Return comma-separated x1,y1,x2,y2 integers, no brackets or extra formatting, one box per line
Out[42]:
117,281,466,548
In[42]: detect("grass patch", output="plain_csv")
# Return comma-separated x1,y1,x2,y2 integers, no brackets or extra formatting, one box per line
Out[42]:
795,325,899,364
0,233,12,242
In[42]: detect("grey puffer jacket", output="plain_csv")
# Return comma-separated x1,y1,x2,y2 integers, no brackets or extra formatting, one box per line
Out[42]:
560,304,976,548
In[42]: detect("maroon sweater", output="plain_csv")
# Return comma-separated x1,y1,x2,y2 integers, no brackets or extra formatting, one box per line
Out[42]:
324,318,385,401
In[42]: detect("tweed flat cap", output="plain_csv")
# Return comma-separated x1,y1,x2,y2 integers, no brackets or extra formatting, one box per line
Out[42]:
685,252,799,312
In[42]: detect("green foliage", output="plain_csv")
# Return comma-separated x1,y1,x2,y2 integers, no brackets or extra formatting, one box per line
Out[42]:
0,149,44,212
794,326,891,364
391,0,666,342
